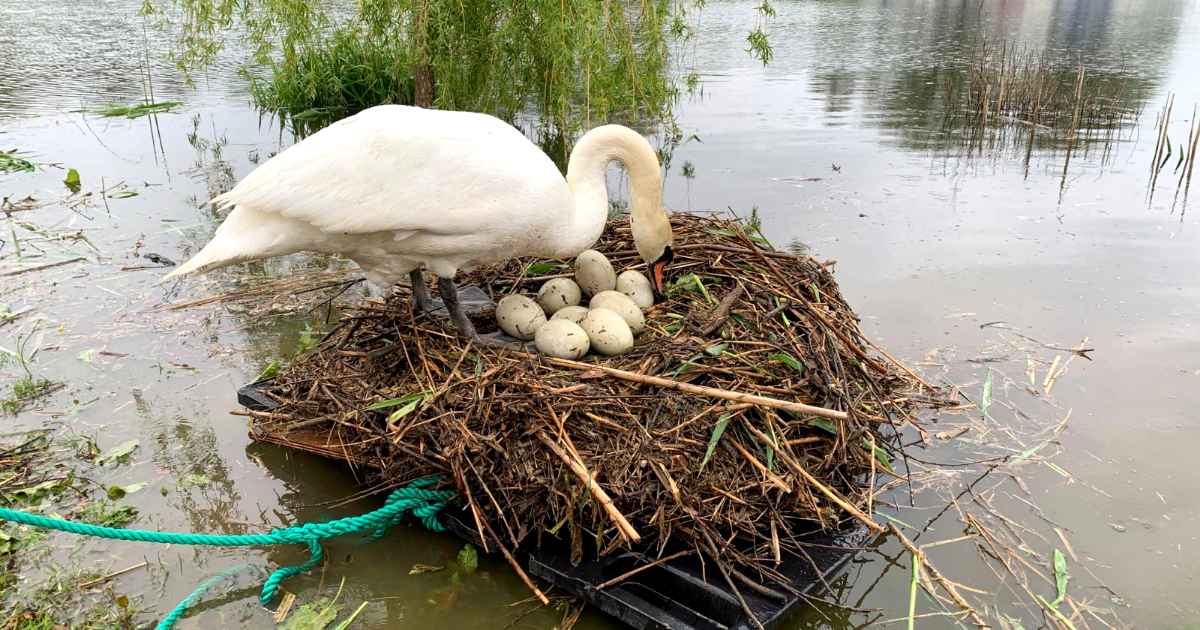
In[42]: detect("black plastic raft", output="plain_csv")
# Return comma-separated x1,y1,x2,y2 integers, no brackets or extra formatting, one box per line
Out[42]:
238,380,867,630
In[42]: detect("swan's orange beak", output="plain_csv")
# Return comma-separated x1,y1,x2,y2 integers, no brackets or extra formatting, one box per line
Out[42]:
650,246,673,298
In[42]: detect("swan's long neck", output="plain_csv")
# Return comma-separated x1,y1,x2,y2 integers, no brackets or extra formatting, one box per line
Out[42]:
550,125,663,258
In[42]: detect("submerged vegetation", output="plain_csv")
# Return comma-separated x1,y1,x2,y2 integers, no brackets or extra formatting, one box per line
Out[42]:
0,151,35,174
1,433,144,628
0,322,57,415
98,100,183,119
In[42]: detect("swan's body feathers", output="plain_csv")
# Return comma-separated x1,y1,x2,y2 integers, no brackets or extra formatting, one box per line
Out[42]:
165,105,672,303
171,105,569,286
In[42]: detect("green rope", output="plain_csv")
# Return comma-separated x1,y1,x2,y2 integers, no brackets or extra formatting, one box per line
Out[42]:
0,477,455,629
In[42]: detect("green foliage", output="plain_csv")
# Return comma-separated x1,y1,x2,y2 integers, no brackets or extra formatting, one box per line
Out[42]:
93,439,140,466
148,0,773,142
2,377,54,414
256,359,281,380
457,543,478,574
700,413,733,471
98,100,183,118
75,499,139,528
0,150,35,173
769,352,805,374
63,168,81,193
248,26,415,135
365,390,431,428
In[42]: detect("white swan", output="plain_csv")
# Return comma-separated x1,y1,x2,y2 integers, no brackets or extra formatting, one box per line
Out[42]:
164,104,674,344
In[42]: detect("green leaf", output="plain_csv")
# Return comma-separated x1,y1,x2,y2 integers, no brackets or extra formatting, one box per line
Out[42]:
12,478,65,500
867,441,899,477
807,418,837,435
110,190,139,199
365,390,430,411
704,343,727,357
524,261,561,276
0,150,36,173
386,399,422,428
408,563,445,575
106,481,148,500
457,543,478,574
769,352,805,374
94,439,138,465
63,168,81,193
700,413,733,471
1051,548,1069,607
256,360,281,380
283,600,340,630
77,348,97,363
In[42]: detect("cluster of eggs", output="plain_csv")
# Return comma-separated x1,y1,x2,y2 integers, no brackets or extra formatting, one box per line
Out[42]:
494,249,654,359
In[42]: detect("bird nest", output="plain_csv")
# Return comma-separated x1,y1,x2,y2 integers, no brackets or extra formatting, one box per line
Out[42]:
245,212,943,591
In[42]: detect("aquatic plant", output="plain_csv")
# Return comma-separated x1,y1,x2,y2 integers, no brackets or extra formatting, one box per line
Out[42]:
98,100,183,118
0,150,35,174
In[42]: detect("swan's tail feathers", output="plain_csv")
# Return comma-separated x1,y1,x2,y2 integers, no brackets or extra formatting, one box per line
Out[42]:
159,205,299,285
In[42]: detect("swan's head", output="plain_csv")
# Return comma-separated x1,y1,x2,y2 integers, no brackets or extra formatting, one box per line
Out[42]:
632,210,674,296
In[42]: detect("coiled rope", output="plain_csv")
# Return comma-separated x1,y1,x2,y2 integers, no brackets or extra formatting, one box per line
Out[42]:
0,477,455,629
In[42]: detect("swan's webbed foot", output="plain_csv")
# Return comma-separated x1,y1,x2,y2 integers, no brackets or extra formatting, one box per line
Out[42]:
436,276,527,350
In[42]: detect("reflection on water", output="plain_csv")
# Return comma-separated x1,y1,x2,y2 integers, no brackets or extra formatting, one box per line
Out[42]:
2,0,1199,628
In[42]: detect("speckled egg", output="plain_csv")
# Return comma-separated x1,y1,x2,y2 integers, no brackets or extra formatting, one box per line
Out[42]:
574,249,616,296
550,305,590,325
534,320,591,359
588,290,645,335
580,308,634,356
495,294,546,341
616,270,655,309
536,278,582,315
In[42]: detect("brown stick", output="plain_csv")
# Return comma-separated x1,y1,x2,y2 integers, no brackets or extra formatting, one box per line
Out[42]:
546,357,851,421
596,550,692,590
478,515,550,606
537,431,641,543
1,256,87,277
726,438,790,492
740,420,884,534
699,284,746,336
889,524,991,629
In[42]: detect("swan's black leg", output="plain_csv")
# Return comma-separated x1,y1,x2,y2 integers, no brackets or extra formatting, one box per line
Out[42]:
436,276,520,349
410,268,436,313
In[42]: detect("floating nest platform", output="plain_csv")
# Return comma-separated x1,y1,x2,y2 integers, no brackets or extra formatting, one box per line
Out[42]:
244,212,942,603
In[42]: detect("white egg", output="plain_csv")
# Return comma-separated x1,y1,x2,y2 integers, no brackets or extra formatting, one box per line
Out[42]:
580,308,634,356
574,249,616,296
536,278,582,315
588,290,645,335
534,320,591,359
495,294,546,341
616,270,655,309
550,305,590,325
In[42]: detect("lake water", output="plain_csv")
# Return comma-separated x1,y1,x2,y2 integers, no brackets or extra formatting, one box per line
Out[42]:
2,0,1198,628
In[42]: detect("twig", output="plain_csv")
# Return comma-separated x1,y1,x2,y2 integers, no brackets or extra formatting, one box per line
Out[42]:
596,550,691,590
741,419,885,533
478,517,551,606
536,431,641,543
79,561,148,588
699,283,745,335
889,524,991,628
545,357,853,421
1,256,87,277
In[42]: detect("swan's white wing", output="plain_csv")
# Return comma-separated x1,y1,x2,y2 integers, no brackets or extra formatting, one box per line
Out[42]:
213,105,565,236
